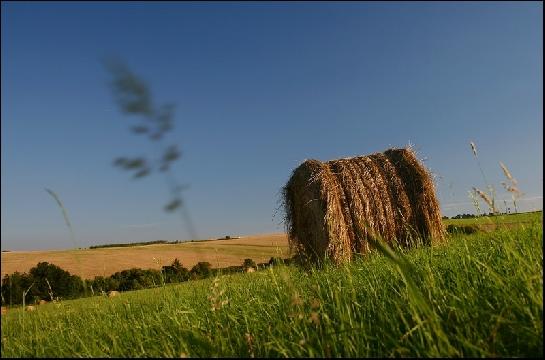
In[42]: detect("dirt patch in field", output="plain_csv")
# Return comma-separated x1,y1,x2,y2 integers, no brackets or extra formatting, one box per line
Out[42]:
0,233,290,280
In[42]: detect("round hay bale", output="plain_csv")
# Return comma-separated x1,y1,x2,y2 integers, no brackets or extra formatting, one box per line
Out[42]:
108,290,120,298
283,147,445,264
1,306,7,316
283,159,352,264
38,299,48,305
25,305,36,312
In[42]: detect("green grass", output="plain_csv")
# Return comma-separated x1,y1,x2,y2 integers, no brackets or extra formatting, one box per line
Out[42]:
443,210,541,227
1,219,542,357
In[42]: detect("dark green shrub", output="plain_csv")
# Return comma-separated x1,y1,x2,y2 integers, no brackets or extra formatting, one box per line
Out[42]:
90,276,120,293
190,262,212,280
1,272,33,305
219,265,244,274
111,268,162,291
1,263,85,305
28,262,84,300
446,224,479,234
162,258,190,283
268,257,285,266
242,258,256,270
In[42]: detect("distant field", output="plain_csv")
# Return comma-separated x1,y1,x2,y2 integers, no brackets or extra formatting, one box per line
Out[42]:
443,211,542,230
1,211,540,280
1,233,289,280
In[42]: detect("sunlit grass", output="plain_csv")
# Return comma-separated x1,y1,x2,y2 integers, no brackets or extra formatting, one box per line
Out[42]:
1,219,542,357
443,210,541,226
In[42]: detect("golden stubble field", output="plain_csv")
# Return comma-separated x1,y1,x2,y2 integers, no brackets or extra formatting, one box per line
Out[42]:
1,233,290,280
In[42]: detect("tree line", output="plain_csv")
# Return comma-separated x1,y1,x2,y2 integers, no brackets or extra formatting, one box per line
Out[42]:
1,257,288,306
88,240,179,249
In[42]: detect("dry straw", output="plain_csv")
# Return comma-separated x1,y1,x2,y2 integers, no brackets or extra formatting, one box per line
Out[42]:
283,147,445,264
472,187,497,214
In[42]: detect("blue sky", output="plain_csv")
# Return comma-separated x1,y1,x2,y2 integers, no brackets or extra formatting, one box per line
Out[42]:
1,2,542,250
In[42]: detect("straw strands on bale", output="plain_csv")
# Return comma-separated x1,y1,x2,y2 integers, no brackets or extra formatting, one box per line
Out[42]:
282,147,445,265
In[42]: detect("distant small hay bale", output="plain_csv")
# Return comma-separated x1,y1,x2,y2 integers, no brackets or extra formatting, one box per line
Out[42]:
1,306,7,316
245,267,255,273
283,147,445,264
25,305,36,312
38,300,48,305
108,291,120,298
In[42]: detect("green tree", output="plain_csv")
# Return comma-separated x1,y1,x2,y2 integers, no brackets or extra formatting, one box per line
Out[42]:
1,272,33,305
190,262,212,280
162,258,190,283
28,262,84,300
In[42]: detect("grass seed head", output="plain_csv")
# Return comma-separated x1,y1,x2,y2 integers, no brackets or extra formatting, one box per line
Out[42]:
499,162,516,184
470,141,478,157
472,187,497,213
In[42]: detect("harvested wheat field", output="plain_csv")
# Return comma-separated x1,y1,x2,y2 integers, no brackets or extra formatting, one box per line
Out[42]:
283,147,445,264
0,233,289,280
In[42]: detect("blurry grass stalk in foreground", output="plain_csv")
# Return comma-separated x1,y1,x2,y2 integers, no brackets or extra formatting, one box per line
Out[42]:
472,187,497,214
499,161,523,214
45,188,86,291
468,142,524,215
21,282,34,310
468,189,482,215
354,218,459,356
469,141,498,214
45,278,55,302
105,58,197,240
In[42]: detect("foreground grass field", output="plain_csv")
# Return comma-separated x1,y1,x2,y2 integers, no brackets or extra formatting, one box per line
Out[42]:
1,215,542,357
